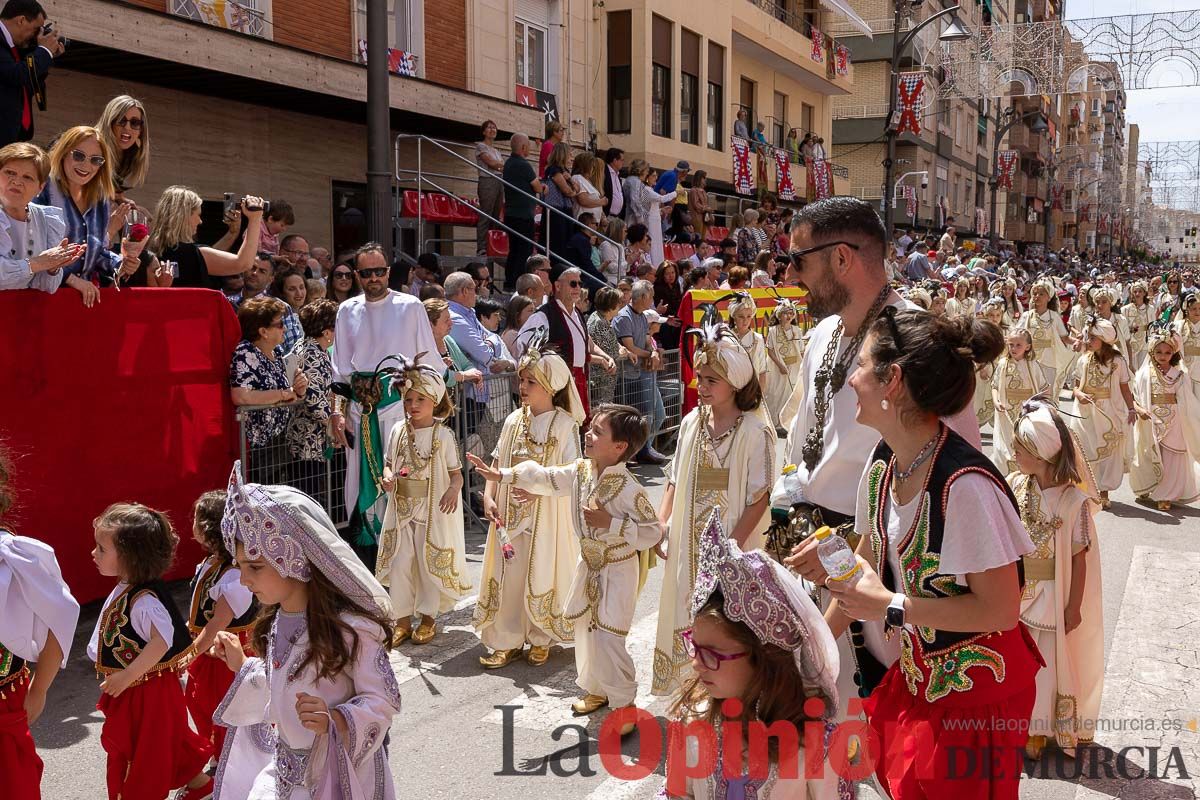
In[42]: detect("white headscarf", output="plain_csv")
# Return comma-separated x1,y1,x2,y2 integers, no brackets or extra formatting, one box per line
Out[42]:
689,306,755,390
517,328,587,422
1086,316,1118,344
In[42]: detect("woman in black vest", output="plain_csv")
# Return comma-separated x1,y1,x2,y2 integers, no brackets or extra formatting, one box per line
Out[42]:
825,309,1043,800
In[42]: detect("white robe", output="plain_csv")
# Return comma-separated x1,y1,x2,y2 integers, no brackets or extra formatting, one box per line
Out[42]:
214,612,400,800
472,407,581,649
1174,318,1200,392
376,422,472,619
1129,363,1200,503
1122,302,1153,371
501,458,661,706
1069,353,1132,492
332,291,443,517
0,530,79,665
1018,308,1073,391
765,325,804,429
653,406,775,696
990,357,1050,475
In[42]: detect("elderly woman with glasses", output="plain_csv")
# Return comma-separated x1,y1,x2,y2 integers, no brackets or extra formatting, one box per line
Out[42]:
33,126,139,307
0,142,84,294
230,297,309,479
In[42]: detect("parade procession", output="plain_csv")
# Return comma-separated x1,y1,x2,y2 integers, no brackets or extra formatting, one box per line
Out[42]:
2,0,1200,798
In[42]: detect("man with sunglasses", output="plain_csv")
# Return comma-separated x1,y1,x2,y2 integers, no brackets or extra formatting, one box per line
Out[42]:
330,242,443,567
775,197,982,716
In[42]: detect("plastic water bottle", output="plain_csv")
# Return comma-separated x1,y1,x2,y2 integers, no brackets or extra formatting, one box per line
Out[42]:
813,526,861,585
770,464,806,511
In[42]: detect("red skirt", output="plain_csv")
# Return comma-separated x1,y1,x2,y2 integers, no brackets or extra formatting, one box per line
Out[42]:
0,671,42,800
98,670,212,800
185,652,236,756
863,625,1042,800
571,366,591,419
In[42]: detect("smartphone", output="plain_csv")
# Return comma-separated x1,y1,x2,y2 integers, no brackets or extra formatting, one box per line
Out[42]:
284,351,302,387
223,192,239,218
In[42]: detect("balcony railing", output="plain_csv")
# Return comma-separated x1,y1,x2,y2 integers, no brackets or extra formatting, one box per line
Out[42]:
832,103,891,119
744,0,853,65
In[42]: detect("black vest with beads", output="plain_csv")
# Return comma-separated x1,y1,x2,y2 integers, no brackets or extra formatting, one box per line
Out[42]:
0,642,27,692
537,299,589,373
95,581,193,676
867,426,1025,655
188,558,258,636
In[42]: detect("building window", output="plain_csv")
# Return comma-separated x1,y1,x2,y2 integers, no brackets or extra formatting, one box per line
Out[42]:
681,29,700,145
707,41,725,150
607,10,632,134
740,77,756,133
801,102,814,137
652,15,672,139
175,0,273,39
516,19,547,91
772,91,787,147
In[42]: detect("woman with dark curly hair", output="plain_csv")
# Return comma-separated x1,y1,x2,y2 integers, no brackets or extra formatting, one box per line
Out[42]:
286,299,339,504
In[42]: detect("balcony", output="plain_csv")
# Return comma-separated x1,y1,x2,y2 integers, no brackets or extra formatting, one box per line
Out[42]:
734,1,854,94
820,15,937,68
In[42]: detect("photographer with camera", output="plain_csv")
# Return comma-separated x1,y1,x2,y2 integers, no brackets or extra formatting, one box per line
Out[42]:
146,185,264,288
1,0,64,148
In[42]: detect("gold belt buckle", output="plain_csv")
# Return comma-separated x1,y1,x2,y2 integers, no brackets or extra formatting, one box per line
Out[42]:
1185,346,1200,357
783,355,799,365
1007,389,1033,406
393,477,429,498
696,467,730,491
1022,556,1056,582
1152,393,1177,405
1090,389,1111,400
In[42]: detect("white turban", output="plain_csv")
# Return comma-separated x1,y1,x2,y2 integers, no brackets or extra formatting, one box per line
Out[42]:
518,347,587,423
397,365,447,405
1087,317,1118,344
695,338,755,390
1015,404,1063,462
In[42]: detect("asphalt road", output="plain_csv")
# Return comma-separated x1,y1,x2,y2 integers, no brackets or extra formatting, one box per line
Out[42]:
32,435,1200,799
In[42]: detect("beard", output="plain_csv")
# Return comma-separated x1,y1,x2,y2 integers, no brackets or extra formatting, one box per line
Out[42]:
803,260,851,321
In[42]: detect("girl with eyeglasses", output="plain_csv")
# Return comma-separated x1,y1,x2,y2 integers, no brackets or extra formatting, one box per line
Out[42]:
34,126,138,308
328,262,362,304
96,95,150,242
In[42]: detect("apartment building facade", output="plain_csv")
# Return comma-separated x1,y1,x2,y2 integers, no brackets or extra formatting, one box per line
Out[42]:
43,0,545,254
830,0,1003,241
588,0,864,205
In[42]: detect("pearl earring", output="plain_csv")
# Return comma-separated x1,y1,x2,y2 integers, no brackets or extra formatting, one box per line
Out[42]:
881,399,890,411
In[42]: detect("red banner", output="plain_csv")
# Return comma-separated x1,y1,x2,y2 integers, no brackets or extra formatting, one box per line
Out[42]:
732,137,754,195
774,148,795,201
996,150,1019,190
676,288,809,416
835,44,850,76
897,73,924,135
1051,184,1064,210
0,289,242,602
905,185,918,219
1079,202,1090,222
811,158,834,200
810,26,824,62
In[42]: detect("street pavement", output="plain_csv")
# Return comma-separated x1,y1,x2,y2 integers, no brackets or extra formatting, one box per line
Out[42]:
33,436,1200,799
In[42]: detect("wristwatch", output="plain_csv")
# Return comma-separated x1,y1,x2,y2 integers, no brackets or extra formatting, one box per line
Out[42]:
884,593,906,636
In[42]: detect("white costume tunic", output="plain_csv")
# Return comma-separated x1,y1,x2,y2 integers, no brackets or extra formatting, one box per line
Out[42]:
472,407,581,650
990,356,1051,475
0,530,79,666
973,361,995,431
765,325,804,429
1097,312,1132,365
331,291,443,521
1122,302,1153,371
653,405,774,696
738,329,769,386
1013,475,1103,751
1019,308,1073,392
214,612,400,800
1069,353,1132,492
376,422,472,619
499,459,661,707
1173,318,1200,391
1130,363,1200,503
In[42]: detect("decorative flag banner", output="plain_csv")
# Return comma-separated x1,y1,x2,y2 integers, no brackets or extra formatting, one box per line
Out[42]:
975,206,987,233
1079,202,1090,222
811,158,834,200
996,150,1019,190
731,137,754,195
774,149,795,201
835,44,850,76
811,27,824,62
904,185,918,219
357,39,418,77
756,148,769,191
1099,213,1110,234
896,73,924,135
1051,184,1064,210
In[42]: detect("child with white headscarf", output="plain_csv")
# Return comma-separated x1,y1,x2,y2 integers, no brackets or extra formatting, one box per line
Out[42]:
1130,324,1200,511
1068,316,1137,508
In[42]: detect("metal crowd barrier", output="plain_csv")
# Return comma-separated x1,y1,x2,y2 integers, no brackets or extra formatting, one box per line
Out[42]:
235,349,683,533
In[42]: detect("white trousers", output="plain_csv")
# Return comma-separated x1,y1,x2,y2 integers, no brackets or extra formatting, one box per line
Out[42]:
575,625,637,707
386,520,442,620
480,533,552,651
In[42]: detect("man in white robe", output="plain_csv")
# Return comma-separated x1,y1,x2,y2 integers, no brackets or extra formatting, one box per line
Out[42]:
330,243,442,565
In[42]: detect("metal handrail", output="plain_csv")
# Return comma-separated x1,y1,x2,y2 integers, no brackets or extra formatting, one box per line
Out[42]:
394,134,626,272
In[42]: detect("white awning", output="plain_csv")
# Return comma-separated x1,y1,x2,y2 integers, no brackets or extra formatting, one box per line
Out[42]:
819,0,874,38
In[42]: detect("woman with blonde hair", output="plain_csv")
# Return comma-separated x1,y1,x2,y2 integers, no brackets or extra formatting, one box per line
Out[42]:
599,216,626,285
148,185,264,288
543,141,578,264
570,150,606,224
96,95,150,241
34,126,136,307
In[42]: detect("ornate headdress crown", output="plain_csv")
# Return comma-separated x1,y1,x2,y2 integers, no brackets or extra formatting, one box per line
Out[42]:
686,303,754,390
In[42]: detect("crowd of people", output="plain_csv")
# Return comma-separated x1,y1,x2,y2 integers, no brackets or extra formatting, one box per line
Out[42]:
2,55,1199,799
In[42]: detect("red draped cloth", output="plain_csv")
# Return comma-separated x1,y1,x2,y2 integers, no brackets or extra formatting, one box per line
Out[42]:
0,289,242,603
0,671,41,800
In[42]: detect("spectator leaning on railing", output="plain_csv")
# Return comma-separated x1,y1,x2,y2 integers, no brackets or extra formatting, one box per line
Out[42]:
0,141,80,293
148,185,264,289
613,279,666,464
286,298,337,502
586,285,623,407
95,94,149,241
475,119,504,256
424,296,483,392
34,125,135,307
230,296,308,458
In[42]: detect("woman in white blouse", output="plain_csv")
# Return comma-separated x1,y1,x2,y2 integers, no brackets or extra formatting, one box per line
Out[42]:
0,142,84,293
625,160,676,267
570,150,606,224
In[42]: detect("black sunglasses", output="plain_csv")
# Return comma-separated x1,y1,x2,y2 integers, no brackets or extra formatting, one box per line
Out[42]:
788,240,860,268
332,270,353,278
357,267,388,278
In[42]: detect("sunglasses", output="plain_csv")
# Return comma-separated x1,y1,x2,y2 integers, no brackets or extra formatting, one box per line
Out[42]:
114,117,144,131
70,149,106,168
788,240,860,269
357,267,388,278
680,629,747,671
563,279,581,288
332,271,353,279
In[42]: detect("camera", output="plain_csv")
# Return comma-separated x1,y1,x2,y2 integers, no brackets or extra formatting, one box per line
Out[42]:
41,22,69,49
223,192,269,216
920,177,929,190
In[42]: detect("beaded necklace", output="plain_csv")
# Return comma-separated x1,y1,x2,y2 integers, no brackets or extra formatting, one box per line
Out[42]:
4,205,35,260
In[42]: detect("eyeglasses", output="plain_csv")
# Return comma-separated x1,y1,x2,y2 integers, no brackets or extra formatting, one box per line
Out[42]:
269,319,286,329
332,271,353,279
114,117,144,131
69,149,106,168
563,280,581,288
357,267,388,278
788,240,860,269
680,629,747,671
284,249,310,259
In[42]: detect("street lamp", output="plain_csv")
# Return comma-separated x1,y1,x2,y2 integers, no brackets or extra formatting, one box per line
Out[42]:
987,107,1048,250
882,3,971,240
